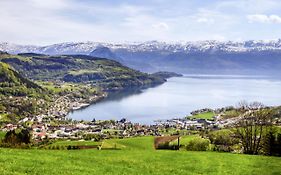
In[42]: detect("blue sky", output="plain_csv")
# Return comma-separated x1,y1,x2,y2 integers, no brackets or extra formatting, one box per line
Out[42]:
1,0,281,45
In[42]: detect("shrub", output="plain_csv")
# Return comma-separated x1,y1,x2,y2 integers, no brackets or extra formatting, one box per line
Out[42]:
60,145,67,150
83,134,102,141
67,145,80,150
186,138,210,151
208,130,238,145
207,130,239,152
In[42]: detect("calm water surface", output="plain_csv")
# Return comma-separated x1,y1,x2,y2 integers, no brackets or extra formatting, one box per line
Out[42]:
68,75,281,124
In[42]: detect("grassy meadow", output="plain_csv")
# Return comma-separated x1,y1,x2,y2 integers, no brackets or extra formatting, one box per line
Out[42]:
190,112,215,120
0,136,281,175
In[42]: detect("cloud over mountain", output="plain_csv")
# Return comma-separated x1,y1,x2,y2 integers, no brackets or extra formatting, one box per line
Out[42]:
247,14,281,23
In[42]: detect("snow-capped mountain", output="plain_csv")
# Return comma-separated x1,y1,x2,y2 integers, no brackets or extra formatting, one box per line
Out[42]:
1,39,281,55
89,46,120,61
1,40,281,75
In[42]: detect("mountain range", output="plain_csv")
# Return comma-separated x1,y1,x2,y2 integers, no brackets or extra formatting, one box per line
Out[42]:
1,40,281,75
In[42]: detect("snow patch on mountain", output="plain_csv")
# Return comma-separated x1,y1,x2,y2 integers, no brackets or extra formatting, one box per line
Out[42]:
1,39,281,55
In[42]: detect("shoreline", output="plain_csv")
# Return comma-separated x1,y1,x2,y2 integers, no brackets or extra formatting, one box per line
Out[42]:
64,74,181,120
69,92,108,112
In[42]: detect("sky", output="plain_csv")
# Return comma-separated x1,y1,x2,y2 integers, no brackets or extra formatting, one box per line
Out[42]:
1,0,281,45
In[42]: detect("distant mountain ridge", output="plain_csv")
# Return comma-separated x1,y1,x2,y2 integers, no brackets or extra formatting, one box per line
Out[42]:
1,40,281,75
2,40,281,54
89,46,122,62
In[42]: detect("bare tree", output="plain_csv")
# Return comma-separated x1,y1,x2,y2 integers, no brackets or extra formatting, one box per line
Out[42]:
234,102,274,155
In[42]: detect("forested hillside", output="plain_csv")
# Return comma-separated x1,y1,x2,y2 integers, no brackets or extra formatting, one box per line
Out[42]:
0,53,166,90
0,61,44,97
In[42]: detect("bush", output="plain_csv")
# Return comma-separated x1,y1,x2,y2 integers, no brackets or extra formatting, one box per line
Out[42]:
207,130,239,152
67,145,79,150
208,130,238,145
83,134,102,141
186,138,210,151
213,144,242,152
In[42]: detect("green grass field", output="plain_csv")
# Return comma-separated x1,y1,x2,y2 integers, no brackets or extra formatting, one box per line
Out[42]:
191,112,215,120
0,136,280,175
50,140,102,147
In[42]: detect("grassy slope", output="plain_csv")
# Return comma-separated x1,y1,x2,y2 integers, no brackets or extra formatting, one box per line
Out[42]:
51,140,101,147
177,135,200,145
191,112,215,120
0,137,280,175
0,62,43,96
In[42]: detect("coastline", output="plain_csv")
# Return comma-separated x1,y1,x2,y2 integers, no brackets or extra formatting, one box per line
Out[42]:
69,92,108,112
66,75,181,121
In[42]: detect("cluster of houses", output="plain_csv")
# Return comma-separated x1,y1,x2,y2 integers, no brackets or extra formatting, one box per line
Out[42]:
1,106,245,143
31,118,165,141
1,116,221,142
1,118,160,141
154,118,216,130
2,105,279,143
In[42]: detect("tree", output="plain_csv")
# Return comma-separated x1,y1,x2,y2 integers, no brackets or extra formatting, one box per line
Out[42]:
234,102,274,155
262,130,276,156
262,129,281,156
2,128,32,147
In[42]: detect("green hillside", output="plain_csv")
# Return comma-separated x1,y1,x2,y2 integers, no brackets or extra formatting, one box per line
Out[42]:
0,61,44,97
0,61,50,124
0,136,280,175
0,53,166,90
0,52,169,125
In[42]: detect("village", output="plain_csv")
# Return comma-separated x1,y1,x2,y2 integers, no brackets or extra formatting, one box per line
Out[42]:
1,106,242,142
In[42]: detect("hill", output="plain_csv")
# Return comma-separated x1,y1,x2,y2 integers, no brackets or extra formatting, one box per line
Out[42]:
0,61,43,96
0,61,50,124
0,53,166,90
0,52,175,124
151,71,183,79
0,136,280,175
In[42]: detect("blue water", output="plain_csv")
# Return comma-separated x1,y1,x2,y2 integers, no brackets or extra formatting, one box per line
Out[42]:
68,75,281,123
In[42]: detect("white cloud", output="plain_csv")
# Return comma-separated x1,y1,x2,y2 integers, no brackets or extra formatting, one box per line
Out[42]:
247,14,281,23
29,0,69,10
1,0,281,44
196,17,214,24
215,0,281,13
192,8,232,26
269,15,281,23
152,22,169,30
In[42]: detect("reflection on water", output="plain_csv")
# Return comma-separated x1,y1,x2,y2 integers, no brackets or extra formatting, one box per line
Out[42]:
68,75,281,124
101,88,143,102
